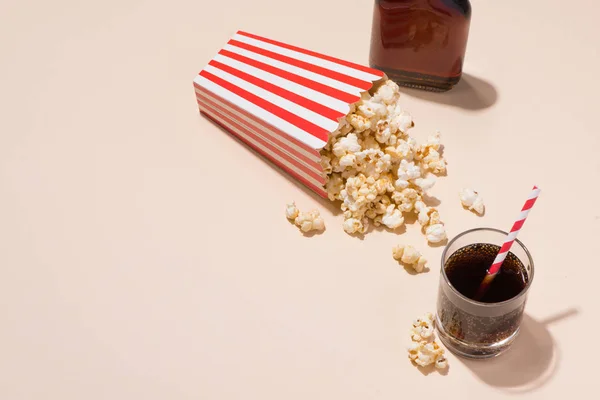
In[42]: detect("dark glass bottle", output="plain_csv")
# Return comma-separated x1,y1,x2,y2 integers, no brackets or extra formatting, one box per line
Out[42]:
369,0,472,92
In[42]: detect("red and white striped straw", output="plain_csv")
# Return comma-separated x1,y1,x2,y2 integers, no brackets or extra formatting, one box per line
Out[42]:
475,185,541,300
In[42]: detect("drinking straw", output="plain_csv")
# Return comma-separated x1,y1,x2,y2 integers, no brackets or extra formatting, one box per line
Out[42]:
474,186,541,301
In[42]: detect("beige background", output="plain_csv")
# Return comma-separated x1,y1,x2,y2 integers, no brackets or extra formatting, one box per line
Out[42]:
1,0,597,398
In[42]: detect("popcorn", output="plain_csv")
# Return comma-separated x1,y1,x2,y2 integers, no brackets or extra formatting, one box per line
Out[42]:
392,188,420,212
422,149,447,174
333,133,362,158
320,79,448,240
425,132,442,151
396,140,414,160
373,214,383,227
356,149,393,177
414,133,446,175
343,217,364,234
398,159,421,180
425,224,447,243
411,312,435,342
394,177,409,190
358,100,387,119
347,113,371,132
459,188,485,215
414,341,446,368
408,312,448,370
393,113,414,134
286,202,325,233
382,205,405,229
375,120,392,144
375,174,394,194
320,155,332,174
418,207,442,228
414,200,427,213
365,208,377,220
392,244,428,273
285,202,299,220
435,356,448,369
325,173,344,201
373,80,401,105
407,341,421,361
415,257,428,273
295,210,325,233
359,135,381,151
339,153,357,168
418,208,431,226
414,177,436,191
428,159,447,175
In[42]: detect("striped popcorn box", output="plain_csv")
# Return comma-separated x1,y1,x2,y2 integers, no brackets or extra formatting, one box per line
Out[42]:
193,31,385,198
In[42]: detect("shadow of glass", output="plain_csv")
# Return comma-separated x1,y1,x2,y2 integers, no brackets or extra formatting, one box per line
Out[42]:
460,309,579,393
399,73,498,111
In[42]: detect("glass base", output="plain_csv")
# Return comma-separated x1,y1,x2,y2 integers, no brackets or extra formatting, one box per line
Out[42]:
435,312,521,359
370,64,461,92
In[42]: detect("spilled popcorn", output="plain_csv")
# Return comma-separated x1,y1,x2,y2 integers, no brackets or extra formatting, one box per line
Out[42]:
286,202,325,233
320,79,448,243
392,244,427,273
459,188,485,215
408,312,448,370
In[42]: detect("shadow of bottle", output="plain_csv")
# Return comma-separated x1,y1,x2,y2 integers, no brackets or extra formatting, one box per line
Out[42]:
399,73,498,111
459,308,578,393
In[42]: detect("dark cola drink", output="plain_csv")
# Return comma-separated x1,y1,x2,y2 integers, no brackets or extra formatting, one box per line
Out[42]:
436,230,534,359
445,243,528,303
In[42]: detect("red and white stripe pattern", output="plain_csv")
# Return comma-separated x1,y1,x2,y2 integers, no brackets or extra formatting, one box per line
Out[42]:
194,31,385,198
487,186,541,276
475,186,541,299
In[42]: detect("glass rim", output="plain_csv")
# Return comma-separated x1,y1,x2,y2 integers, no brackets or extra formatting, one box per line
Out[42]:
440,227,535,307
